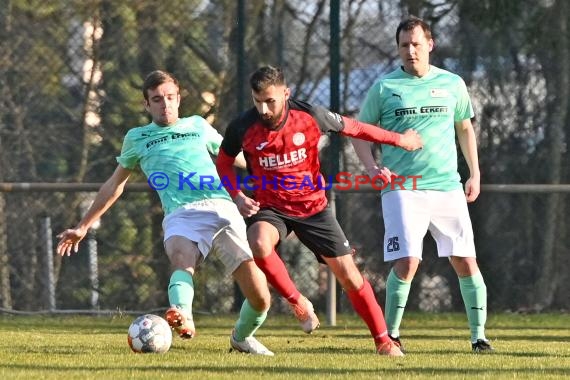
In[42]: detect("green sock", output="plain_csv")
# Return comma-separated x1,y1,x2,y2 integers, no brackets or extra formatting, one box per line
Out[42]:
233,300,268,341
459,271,487,342
168,269,194,315
385,269,412,337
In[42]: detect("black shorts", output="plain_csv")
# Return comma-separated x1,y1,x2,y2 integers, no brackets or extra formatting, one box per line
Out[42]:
246,207,353,262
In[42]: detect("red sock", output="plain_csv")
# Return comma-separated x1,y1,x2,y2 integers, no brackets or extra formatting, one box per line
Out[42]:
254,250,301,303
346,278,389,345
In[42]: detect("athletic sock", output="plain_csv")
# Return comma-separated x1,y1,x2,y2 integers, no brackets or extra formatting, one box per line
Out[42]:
385,269,412,338
346,278,389,345
233,299,268,341
254,250,301,304
168,269,194,314
459,271,487,342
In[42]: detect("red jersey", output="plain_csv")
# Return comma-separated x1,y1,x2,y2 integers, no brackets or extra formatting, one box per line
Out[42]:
218,99,401,217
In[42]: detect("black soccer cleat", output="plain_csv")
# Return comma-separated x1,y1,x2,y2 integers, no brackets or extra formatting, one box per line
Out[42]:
472,339,494,353
389,334,405,353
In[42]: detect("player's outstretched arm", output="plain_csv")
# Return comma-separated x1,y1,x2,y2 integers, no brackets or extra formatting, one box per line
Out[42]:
341,117,422,151
398,128,423,151
56,165,131,256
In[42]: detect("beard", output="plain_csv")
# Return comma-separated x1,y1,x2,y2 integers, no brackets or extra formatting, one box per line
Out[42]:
260,107,285,129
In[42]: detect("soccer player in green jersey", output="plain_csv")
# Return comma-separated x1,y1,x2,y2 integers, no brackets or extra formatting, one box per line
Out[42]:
352,16,493,353
56,70,274,355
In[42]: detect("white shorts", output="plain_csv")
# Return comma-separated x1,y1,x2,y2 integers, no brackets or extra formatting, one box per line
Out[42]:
162,199,253,274
381,190,476,262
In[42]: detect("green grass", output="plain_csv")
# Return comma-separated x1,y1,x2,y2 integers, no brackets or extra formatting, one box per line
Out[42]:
0,312,568,379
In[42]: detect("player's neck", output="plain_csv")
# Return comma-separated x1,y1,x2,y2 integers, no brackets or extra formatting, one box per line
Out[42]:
155,118,180,127
403,64,431,78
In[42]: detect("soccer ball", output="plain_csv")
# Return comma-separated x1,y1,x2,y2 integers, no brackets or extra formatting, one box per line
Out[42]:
127,314,172,353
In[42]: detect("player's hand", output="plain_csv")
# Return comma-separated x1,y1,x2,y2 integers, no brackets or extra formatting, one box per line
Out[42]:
464,175,480,203
367,166,393,186
399,129,423,151
56,227,87,256
233,192,260,218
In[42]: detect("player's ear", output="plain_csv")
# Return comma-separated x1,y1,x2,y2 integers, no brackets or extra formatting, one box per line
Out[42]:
428,38,434,52
284,87,291,100
143,99,150,112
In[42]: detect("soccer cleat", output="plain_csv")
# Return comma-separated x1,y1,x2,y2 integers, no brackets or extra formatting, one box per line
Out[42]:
389,334,405,353
472,339,494,353
230,331,274,356
376,339,405,357
165,305,195,339
288,295,320,334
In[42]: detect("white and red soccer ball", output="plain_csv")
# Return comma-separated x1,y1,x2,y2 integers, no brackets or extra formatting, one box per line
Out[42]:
127,314,172,353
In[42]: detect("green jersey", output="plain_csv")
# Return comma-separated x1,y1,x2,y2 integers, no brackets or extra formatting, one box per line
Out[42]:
117,116,231,215
358,65,474,192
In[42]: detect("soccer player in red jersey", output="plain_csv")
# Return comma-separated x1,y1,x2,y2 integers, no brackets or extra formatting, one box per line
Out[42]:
216,66,422,356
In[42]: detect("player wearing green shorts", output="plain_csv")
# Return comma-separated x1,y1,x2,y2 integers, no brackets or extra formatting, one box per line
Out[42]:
352,16,493,353
56,70,274,355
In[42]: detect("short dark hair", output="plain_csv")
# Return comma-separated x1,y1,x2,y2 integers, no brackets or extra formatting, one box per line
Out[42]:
396,16,432,45
142,70,179,100
249,66,286,92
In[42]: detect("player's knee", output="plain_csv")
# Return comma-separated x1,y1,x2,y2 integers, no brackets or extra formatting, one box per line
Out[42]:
255,294,271,311
393,257,419,280
165,237,201,269
246,286,271,311
333,267,363,291
166,249,199,270
247,237,273,257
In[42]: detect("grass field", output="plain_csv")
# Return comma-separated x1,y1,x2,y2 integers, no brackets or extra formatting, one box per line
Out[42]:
0,312,568,379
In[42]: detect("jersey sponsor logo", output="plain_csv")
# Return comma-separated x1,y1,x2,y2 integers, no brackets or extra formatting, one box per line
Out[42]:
420,106,449,113
145,132,199,149
394,106,448,117
258,148,307,169
394,107,418,116
292,132,305,146
171,132,199,140
256,141,269,150
146,136,170,148
430,88,449,98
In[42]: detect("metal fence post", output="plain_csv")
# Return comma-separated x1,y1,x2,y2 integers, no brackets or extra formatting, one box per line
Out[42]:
326,188,337,326
86,229,99,309
326,0,341,327
41,216,56,312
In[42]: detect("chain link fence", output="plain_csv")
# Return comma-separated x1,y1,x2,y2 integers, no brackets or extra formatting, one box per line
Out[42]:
2,185,569,316
1,1,569,316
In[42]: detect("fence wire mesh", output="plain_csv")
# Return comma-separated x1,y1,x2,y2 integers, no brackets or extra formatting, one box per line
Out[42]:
1,187,569,315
